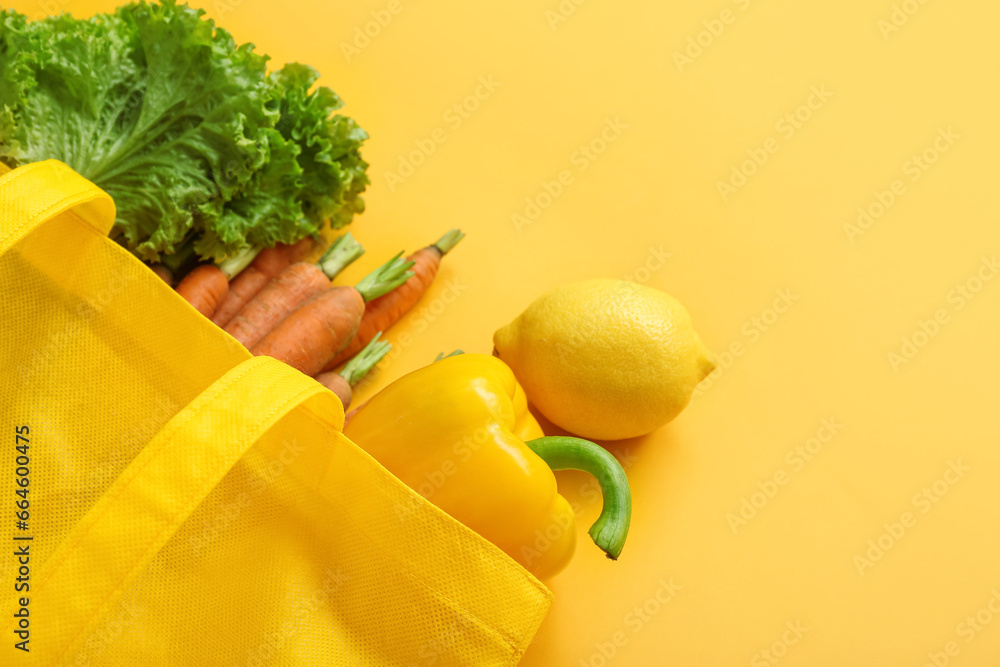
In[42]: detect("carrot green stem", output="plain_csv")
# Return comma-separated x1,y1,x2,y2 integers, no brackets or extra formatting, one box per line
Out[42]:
218,245,261,280
317,232,365,280
432,229,465,256
355,251,416,302
525,436,632,560
339,332,391,385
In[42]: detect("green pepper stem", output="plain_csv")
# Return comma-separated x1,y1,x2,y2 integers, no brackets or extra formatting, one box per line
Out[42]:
354,251,416,302
525,436,632,561
339,332,391,385
434,349,465,361
317,232,365,280
432,229,465,255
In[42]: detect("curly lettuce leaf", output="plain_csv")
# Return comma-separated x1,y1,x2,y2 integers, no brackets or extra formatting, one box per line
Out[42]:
200,62,370,260
270,63,369,230
0,10,33,162
194,127,308,259
0,2,369,263
4,2,276,261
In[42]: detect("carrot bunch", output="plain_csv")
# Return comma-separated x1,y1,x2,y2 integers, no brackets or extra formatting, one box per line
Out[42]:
226,234,365,349
168,228,465,406
251,251,414,376
173,236,319,319
212,237,316,326
320,229,465,371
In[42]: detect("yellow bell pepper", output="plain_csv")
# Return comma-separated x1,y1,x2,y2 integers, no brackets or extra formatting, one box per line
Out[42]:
344,352,631,579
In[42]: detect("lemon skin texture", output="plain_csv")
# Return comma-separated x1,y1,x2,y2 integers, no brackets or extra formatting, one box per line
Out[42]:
493,279,716,441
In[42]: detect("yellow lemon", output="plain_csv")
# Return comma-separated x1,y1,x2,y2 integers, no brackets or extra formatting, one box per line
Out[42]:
493,279,715,441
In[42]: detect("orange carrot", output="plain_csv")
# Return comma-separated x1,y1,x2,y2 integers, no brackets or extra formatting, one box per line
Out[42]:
150,264,174,286
251,255,415,376
321,229,464,371
225,234,364,349
211,237,315,327
175,265,229,318
314,333,391,410
316,373,353,410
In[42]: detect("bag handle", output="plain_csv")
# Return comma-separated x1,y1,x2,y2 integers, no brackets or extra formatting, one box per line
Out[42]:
9,356,342,666
0,162,344,663
0,160,115,257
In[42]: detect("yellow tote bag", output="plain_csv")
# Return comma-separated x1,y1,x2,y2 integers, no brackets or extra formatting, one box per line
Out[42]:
0,161,551,666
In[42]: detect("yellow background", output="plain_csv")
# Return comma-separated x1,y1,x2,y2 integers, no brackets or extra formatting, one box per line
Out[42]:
8,0,1000,664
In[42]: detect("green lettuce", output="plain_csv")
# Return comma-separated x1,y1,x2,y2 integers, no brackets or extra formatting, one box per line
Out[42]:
0,11,32,160
0,1,367,262
271,63,368,230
